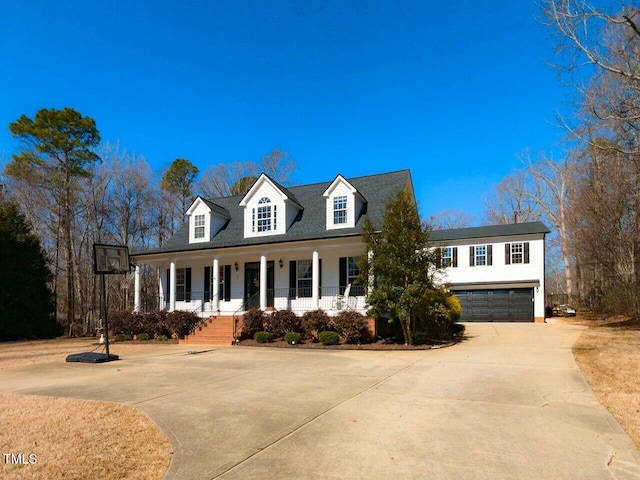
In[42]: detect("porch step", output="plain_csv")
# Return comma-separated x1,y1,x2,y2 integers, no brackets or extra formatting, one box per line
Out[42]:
180,315,238,346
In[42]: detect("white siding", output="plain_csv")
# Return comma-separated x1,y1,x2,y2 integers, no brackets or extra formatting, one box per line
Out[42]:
243,181,287,238
437,234,546,320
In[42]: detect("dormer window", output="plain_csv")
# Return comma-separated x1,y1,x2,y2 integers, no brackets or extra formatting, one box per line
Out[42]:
333,196,347,225
194,214,205,239
254,197,275,233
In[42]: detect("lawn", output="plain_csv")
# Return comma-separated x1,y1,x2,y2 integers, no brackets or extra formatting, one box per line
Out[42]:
563,313,640,449
0,338,172,480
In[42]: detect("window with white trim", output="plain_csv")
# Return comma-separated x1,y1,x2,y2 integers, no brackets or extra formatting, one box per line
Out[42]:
470,245,492,266
194,214,205,239
506,242,529,265
333,195,348,224
297,259,312,298
442,247,453,267
475,246,486,266
176,268,185,301
253,197,272,232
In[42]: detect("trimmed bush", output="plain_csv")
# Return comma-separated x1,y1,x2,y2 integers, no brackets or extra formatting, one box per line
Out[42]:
242,308,266,339
254,331,273,343
302,309,332,340
334,310,369,344
156,334,169,341
115,333,132,342
267,309,301,338
110,311,143,336
144,310,172,338
284,332,301,344
136,333,150,341
318,331,340,345
165,311,202,339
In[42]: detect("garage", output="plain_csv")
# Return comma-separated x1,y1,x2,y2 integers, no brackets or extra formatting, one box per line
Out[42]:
453,288,534,322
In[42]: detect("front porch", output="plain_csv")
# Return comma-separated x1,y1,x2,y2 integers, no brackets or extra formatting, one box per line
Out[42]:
131,239,370,319
143,285,367,318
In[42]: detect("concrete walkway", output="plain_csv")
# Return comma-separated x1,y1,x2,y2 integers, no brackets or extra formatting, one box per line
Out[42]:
2,323,640,479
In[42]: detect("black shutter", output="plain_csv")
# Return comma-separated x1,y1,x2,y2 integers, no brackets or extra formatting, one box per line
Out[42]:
166,269,170,305
524,242,530,264
339,257,347,294
204,266,211,302
224,265,231,301
487,245,493,266
505,244,511,265
185,268,192,302
319,259,323,299
469,247,475,267
289,261,297,299
453,247,458,268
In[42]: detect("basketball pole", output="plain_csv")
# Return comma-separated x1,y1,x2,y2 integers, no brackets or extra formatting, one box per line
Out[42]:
100,272,110,358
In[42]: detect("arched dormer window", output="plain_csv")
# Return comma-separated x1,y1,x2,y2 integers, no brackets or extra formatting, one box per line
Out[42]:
253,197,276,232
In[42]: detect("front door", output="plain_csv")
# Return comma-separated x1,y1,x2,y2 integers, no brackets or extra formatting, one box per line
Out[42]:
244,261,274,309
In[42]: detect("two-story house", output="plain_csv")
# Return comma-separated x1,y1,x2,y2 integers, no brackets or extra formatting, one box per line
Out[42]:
130,170,550,344
430,222,550,323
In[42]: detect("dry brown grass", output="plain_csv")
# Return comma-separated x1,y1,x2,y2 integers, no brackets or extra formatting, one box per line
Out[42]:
567,313,640,449
0,338,174,479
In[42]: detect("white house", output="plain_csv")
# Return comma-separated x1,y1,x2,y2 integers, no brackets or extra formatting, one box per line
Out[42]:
430,222,550,323
130,170,549,344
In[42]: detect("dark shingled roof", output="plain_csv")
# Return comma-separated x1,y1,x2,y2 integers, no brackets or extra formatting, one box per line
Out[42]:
133,169,412,257
430,221,551,242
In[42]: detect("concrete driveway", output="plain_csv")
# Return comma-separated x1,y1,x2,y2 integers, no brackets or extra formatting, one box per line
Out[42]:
2,323,640,479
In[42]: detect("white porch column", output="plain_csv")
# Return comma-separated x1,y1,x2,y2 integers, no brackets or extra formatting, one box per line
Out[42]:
134,265,141,312
169,261,176,312
260,255,267,310
212,257,220,312
312,250,320,309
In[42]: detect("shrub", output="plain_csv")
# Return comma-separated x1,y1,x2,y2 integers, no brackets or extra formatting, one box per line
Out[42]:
136,332,150,341
254,331,273,343
143,310,172,338
318,330,340,345
156,334,169,341
302,309,332,340
165,311,202,339
115,333,132,342
242,308,266,339
267,309,301,338
284,332,301,344
334,310,370,344
110,311,141,336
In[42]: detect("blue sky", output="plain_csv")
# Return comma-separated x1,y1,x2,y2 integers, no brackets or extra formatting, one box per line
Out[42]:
0,1,567,223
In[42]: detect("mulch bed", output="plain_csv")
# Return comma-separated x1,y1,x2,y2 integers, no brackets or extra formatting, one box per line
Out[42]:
237,337,461,350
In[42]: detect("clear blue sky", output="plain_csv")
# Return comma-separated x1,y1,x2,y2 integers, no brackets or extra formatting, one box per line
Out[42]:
0,0,567,223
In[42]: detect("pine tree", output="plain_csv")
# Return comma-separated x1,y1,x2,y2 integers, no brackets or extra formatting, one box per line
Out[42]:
0,200,58,340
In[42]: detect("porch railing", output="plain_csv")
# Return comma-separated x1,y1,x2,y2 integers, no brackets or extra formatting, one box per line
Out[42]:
142,286,367,317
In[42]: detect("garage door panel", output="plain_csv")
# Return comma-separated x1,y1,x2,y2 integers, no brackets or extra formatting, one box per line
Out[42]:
453,288,534,322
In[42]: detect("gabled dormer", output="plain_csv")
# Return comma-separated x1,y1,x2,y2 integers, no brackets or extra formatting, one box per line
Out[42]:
239,174,303,238
185,197,230,243
322,174,366,230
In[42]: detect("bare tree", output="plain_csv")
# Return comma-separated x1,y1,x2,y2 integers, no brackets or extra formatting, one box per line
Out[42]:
483,171,541,225
197,161,258,198
429,209,475,230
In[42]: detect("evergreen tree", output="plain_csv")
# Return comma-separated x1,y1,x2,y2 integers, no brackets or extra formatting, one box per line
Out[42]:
360,189,460,345
0,200,58,340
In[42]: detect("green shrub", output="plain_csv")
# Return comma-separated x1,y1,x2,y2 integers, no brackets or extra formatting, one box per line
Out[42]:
302,309,332,339
254,331,273,343
242,308,266,339
136,333,150,341
156,334,169,341
267,309,301,337
334,310,370,344
115,333,132,342
318,331,340,345
284,332,301,344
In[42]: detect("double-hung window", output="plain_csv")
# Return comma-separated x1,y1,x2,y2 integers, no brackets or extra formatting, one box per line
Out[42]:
297,260,313,298
333,195,347,225
505,242,529,264
442,247,453,267
470,245,492,266
194,214,205,239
